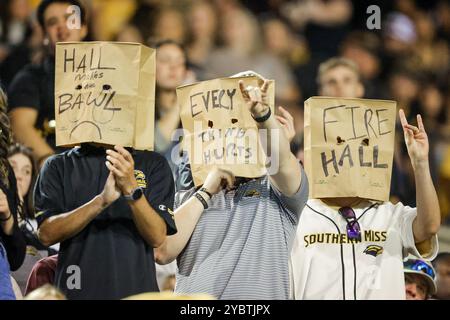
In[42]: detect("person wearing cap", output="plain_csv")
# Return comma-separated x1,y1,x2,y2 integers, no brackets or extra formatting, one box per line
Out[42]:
404,258,437,300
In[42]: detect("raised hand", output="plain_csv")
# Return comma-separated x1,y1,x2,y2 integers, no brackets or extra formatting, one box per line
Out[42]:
239,79,270,118
276,106,296,142
399,109,429,167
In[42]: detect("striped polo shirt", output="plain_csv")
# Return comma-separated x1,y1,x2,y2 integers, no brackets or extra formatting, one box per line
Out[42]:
174,166,308,299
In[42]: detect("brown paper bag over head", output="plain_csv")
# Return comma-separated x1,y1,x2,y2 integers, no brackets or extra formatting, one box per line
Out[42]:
55,41,155,150
177,74,275,186
304,97,397,202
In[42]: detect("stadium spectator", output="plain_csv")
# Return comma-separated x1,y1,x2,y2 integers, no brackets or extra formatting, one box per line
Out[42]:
290,57,441,300
7,0,88,167
404,258,437,300
0,87,26,300
8,143,57,294
156,73,308,299
432,252,450,300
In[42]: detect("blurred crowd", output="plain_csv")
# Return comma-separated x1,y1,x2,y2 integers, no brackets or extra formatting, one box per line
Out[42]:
2,0,448,221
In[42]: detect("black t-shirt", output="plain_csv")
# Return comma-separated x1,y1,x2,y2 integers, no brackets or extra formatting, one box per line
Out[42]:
7,56,57,149
34,145,177,299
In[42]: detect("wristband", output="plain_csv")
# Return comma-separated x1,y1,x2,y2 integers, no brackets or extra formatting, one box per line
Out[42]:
251,108,271,123
194,192,208,210
199,187,212,199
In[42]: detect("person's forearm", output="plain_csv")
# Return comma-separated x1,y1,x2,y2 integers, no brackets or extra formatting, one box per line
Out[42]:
2,224,26,271
12,125,54,160
128,197,167,248
155,195,205,264
38,195,106,246
0,213,14,235
412,160,441,242
257,114,301,196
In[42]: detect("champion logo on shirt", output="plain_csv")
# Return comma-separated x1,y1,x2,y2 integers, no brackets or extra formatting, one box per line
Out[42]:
134,170,147,188
158,205,175,220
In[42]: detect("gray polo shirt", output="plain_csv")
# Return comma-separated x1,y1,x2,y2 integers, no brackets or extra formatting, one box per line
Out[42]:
174,165,308,299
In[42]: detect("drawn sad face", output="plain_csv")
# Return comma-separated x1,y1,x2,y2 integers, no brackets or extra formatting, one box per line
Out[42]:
64,83,121,140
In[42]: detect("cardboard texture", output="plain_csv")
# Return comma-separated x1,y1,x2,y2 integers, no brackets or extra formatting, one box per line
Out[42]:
55,41,155,150
177,76,275,186
304,96,397,201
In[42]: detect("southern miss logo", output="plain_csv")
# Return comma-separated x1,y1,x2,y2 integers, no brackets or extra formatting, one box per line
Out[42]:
134,170,147,188
364,245,383,257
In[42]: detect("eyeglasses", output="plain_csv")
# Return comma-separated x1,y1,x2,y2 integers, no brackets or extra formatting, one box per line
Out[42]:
338,206,361,241
404,259,436,280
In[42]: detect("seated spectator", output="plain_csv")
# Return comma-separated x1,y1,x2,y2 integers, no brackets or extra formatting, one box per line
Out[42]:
9,143,57,294
204,7,299,104
161,274,176,292
148,6,186,45
0,87,26,300
10,275,23,299
7,0,88,167
432,252,450,300
0,0,35,86
153,40,191,177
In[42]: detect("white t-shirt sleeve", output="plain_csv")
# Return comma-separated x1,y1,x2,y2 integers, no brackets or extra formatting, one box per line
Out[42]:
397,203,439,260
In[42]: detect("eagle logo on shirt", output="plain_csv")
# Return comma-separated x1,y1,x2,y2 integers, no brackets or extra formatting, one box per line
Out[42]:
134,170,147,188
364,245,383,257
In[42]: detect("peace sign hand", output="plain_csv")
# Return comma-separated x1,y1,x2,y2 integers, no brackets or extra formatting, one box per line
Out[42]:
239,79,270,119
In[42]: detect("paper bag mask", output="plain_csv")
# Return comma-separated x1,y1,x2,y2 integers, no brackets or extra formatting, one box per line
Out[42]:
177,76,275,186
304,97,397,201
55,41,155,150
